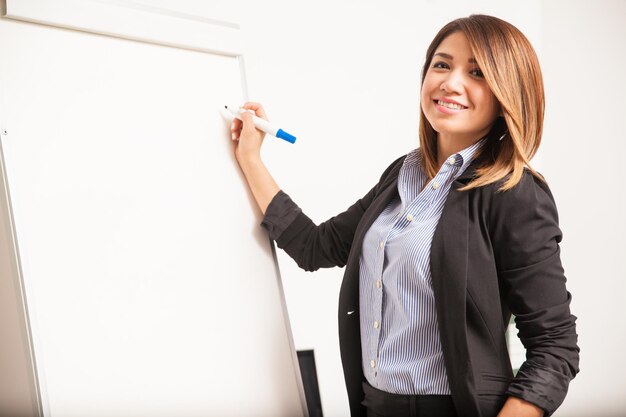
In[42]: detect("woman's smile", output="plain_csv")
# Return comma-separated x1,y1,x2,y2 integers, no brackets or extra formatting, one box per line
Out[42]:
420,31,501,147
434,98,468,113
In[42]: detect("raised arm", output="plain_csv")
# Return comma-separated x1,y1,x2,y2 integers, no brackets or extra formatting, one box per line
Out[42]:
230,102,280,214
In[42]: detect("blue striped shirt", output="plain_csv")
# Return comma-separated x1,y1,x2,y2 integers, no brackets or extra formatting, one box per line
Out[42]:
359,140,484,394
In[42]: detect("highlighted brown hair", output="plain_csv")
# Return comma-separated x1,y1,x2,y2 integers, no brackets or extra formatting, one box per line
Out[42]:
419,15,545,191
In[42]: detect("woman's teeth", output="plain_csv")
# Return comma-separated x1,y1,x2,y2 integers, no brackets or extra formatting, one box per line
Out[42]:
437,100,466,110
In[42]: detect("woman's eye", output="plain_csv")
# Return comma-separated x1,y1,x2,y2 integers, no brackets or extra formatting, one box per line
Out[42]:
470,68,484,78
432,61,449,69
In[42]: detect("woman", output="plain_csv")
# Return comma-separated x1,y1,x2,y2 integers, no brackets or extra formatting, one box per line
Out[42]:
230,14,579,417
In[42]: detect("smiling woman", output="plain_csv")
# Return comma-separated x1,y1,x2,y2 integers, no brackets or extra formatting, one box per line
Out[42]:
229,14,579,417
421,31,502,165
418,15,545,192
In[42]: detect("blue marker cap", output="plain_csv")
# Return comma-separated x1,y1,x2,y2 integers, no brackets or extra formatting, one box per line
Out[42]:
276,129,297,144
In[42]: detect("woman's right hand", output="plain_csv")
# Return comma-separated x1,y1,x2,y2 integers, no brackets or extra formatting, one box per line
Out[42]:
231,102,269,163
229,102,280,214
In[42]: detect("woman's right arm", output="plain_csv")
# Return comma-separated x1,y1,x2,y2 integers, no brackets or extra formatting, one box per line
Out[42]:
230,102,280,215
230,102,403,271
230,101,362,271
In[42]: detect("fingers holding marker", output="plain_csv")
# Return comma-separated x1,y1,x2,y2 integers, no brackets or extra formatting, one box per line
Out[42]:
239,110,257,135
239,102,269,138
242,102,269,120
223,103,296,144
229,103,263,141
230,117,242,140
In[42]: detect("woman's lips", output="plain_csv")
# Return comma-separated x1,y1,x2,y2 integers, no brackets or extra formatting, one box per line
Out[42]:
434,99,468,114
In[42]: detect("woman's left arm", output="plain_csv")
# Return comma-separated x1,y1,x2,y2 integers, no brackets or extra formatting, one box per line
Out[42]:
489,173,580,416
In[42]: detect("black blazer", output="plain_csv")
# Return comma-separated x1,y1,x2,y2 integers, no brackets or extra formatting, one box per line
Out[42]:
264,155,579,417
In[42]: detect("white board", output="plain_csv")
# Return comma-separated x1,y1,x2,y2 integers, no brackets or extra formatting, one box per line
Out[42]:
0,1,307,416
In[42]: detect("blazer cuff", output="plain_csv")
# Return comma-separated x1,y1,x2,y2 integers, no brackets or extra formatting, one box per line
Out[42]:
260,190,302,241
506,361,571,416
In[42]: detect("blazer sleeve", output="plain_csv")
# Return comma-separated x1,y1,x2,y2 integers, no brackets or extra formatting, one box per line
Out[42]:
488,172,580,416
260,156,405,272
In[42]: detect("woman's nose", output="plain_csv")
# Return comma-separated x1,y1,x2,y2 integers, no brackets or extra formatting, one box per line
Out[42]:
440,71,464,93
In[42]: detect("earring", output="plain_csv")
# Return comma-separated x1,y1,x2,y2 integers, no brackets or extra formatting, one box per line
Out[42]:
498,131,508,141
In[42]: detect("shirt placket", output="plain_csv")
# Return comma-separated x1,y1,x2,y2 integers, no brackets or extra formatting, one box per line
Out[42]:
373,164,451,374
368,202,399,379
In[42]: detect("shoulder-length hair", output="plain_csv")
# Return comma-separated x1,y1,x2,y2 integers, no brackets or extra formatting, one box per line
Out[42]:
419,14,545,191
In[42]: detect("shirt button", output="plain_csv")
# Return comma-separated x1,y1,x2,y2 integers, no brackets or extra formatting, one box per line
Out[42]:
379,241,384,249
448,156,456,165
370,360,377,368
406,213,414,221
373,320,379,329
432,181,440,190
376,279,382,289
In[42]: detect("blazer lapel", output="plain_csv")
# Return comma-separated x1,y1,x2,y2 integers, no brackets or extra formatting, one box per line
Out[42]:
337,168,402,409
341,176,400,311
353,182,399,257
430,163,480,416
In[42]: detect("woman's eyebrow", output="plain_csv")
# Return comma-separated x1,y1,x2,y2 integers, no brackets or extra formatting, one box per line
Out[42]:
434,52,453,60
434,52,478,64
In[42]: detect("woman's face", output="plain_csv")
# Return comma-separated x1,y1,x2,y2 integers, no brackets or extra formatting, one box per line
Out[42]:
421,31,501,145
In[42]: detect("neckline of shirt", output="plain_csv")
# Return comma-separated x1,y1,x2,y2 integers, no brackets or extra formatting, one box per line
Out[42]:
398,138,487,208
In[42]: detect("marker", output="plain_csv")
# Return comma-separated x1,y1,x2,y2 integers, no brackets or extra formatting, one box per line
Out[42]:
221,105,296,144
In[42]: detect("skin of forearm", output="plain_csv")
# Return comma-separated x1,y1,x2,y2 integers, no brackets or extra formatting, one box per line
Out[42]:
230,102,280,215
236,154,280,215
497,396,544,417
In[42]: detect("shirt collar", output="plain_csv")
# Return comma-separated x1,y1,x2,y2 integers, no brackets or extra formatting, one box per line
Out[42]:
451,137,486,180
402,137,486,178
397,137,487,206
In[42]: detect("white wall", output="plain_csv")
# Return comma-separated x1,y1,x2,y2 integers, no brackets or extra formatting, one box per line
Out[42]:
539,1,626,416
